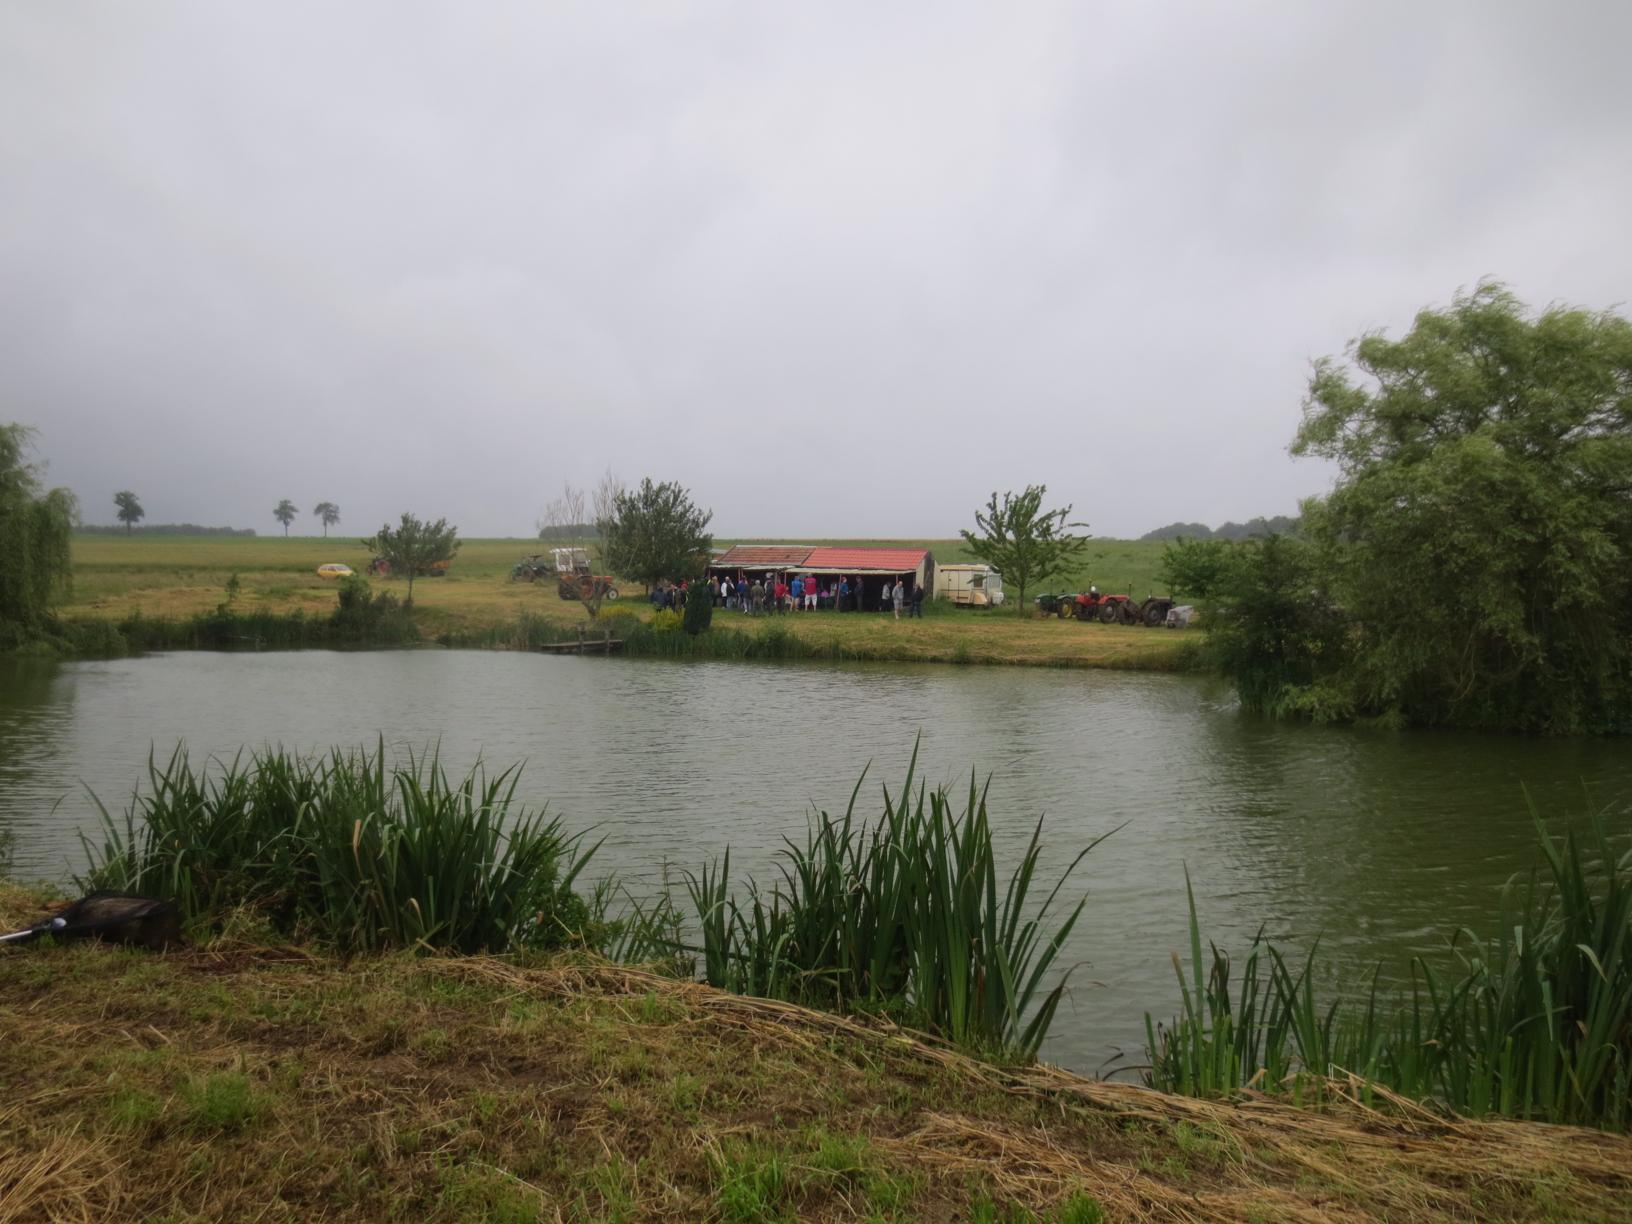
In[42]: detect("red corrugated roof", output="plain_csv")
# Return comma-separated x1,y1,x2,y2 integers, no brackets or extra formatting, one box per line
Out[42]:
713,545,813,567
801,548,930,572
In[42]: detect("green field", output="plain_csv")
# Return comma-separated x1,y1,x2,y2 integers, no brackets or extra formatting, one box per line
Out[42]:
57,534,1187,669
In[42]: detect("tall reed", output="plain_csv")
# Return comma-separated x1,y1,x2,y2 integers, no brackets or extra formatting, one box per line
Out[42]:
81,743,596,954
1145,807,1632,1129
677,745,1106,1059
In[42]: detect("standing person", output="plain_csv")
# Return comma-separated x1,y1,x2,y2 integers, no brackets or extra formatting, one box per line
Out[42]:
736,575,749,612
789,574,803,611
891,576,905,620
750,577,765,615
910,580,925,618
805,578,819,611
775,576,789,613
837,576,850,612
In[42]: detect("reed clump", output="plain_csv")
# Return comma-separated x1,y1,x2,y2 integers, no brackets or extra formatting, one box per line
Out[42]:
1145,808,1632,1129
80,744,596,954
672,747,1105,1060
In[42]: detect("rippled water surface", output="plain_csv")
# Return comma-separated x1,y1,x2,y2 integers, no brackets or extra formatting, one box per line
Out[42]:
3,651,1630,1072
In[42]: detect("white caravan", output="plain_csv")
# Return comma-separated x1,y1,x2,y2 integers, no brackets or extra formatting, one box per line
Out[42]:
935,564,1005,608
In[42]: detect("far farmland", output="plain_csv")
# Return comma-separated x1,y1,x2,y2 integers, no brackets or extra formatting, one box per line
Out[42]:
59,534,1188,669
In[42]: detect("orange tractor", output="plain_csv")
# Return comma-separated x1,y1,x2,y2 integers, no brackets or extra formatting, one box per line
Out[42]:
550,548,619,602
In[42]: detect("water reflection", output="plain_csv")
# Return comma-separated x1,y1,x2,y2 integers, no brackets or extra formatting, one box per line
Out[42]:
1,651,1628,1073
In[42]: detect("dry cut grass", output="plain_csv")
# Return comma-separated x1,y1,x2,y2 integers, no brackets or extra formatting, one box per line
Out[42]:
1,887,1627,1223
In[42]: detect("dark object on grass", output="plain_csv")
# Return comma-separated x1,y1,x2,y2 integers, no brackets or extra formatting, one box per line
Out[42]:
0,892,182,951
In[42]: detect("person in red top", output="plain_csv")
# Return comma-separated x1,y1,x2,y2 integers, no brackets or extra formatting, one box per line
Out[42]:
774,578,789,613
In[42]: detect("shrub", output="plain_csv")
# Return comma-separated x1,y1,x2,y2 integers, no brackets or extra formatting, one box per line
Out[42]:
1145,806,1632,1129
648,608,683,633
81,744,598,955
683,584,714,635
675,742,1103,1059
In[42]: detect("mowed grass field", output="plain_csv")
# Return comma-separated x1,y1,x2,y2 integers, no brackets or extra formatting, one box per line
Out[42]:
61,535,1188,668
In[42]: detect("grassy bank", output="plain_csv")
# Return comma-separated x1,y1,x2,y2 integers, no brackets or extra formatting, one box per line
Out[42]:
47,534,1191,669
4,905,1629,1223
447,607,1194,671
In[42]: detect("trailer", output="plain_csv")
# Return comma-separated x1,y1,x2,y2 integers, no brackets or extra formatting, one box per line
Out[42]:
935,564,1005,607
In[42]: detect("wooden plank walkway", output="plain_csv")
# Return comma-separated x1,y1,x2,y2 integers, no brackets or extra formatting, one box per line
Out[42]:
538,628,624,655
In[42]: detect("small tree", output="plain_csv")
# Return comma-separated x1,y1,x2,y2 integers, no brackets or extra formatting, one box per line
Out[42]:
273,499,298,536
363,512,461,605
114,490,144,533
597,478,713,593
539,480,612,618
313,501,341,537
959,485,1088,612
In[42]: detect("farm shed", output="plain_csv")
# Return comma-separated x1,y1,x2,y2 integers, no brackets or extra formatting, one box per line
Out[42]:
709,546,935,610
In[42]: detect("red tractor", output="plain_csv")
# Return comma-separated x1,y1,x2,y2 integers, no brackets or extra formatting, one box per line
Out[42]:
1063,590,1175,626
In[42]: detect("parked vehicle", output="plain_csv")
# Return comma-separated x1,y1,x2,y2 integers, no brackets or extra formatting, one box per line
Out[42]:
315,563,353,579
935,564,1005,607
551,547,618,602
1165,604,1196,629
510,554,554,583
1033,592,1072,616
1069,591,1174,626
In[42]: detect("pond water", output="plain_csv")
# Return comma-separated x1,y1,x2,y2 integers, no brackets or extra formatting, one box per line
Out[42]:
3,651,1630,1074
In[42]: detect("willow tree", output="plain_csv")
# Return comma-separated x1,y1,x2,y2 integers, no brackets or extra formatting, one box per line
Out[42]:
1293,283,1632,731
0,424,77,634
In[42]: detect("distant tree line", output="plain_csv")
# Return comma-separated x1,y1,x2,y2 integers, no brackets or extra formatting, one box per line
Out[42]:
1140,515,1300,542
537,522,600,541
78,524,259,537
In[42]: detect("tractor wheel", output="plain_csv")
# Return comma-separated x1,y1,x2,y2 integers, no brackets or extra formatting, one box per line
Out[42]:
1056,601,1073,619
1118,602,1139,626
1096,602,1118,624
604,587,619,601
1143,600,1170,628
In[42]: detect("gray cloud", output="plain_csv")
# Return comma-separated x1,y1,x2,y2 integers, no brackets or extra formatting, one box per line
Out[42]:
3,1,1628,539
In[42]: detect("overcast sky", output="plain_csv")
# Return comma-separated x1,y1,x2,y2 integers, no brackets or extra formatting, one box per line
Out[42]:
2,2,1628,540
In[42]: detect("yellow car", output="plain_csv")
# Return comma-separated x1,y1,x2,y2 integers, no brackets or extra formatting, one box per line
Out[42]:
316,563,354,579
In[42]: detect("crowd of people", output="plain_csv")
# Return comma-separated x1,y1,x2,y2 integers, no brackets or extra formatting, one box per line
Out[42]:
650,573,927,619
